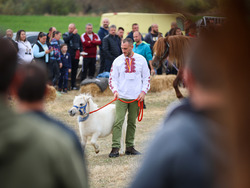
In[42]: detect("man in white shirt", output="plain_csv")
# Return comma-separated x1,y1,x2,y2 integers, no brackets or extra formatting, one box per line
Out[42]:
108,38,150,157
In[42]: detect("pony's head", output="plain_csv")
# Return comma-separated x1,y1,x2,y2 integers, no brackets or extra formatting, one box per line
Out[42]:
68,93,92,116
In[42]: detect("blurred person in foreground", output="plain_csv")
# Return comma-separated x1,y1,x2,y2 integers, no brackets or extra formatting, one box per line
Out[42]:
129,30,227,188
0,37,88,188
14,63,83,158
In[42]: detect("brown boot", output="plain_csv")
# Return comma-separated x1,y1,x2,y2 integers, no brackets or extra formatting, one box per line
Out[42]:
125,146,141,155
109,147,119,158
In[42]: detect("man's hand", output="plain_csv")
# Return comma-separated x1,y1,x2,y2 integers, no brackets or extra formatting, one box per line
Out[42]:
73,29,78,34
151,69,155,76
114,91,119,99
68,69,71,73
59,63,62,68
138,91,146,102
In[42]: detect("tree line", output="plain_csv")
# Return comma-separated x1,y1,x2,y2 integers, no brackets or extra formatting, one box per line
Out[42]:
0,0,219,16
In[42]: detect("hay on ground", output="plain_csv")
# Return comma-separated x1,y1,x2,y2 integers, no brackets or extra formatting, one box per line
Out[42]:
45,85,57,102
102,87,113,96
149,75,176,92
80,83,100,96
80,83,113,97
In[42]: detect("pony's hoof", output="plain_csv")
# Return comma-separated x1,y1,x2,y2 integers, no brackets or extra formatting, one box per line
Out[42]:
95,150,100,154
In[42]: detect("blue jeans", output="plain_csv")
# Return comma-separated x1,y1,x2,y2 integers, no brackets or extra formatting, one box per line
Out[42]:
58,68,69,89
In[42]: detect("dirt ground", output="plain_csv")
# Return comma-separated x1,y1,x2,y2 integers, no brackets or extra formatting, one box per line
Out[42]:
45,88,187,188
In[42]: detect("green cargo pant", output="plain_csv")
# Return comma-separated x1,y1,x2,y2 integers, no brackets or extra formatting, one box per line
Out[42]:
112,98,139,148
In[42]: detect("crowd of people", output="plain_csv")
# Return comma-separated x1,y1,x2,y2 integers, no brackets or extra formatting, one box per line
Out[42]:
5,19,194,94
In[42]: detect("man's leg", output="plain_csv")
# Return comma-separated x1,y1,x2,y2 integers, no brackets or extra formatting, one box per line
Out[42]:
112,100,128,148
109,100,128,157
88,58,96,78
63,70,69,90
81,58,89,81
98,50,105,74
58,69,63,90
126,100,139,147
71,58,79,88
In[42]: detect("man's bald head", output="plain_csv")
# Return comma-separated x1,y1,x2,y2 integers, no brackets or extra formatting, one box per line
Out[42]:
68,23,76,33
133,31,142,44
102,18,110,29
151,24,159,34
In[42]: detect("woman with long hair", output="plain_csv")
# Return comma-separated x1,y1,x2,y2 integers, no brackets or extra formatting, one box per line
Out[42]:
15,30,33,64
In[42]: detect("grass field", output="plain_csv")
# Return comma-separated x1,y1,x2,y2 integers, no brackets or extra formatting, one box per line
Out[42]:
0,15,101,35
43,87,188,188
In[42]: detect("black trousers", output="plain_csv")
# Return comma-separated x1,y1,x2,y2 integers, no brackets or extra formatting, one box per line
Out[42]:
98,49,105,74
81,57,96,81
71,58,79,88
48,59,60,86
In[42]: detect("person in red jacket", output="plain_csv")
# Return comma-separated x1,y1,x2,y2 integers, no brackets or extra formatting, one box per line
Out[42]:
81,23,101,80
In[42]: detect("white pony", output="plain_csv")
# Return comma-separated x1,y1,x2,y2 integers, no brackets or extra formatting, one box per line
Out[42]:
68,94,127,154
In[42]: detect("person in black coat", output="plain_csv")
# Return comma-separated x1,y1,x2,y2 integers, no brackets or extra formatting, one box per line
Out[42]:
98,18,110,74
63,23,83,90
126,23,144,42
102,25,122,72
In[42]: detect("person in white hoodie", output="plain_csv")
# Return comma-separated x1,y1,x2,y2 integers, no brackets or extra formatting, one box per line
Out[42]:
108,38,150,158
16,30,33,64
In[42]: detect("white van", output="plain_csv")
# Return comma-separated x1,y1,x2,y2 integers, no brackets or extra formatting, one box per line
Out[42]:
100,12,185,37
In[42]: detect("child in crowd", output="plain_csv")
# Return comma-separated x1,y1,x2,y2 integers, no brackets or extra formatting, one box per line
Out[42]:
58,44,71,93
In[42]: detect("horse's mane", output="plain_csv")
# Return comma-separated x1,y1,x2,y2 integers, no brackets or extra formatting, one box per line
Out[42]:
153,35,191,68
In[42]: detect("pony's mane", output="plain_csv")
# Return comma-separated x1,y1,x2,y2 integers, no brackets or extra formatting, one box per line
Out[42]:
153,35,191,67
78,93,98,109
79,93,92,98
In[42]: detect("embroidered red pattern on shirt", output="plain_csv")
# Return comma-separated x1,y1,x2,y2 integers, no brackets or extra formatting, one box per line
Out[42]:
125,58,136,73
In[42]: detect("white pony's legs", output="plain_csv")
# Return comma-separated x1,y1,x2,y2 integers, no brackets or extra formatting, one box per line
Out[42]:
81,136,87,148
90,133,101,154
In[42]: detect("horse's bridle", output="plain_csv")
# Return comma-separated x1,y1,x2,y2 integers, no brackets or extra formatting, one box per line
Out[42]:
159,42,170,61
73,103,90,122
73,103,88,116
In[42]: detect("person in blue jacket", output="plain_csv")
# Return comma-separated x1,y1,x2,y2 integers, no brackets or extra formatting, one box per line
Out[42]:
58,44,71,93
98,18,110,74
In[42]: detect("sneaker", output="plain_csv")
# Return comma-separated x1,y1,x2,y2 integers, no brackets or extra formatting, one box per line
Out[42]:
109,147,119,158
63,88,67,93
58,88,62,92
71,87,78,90
125,146,141,155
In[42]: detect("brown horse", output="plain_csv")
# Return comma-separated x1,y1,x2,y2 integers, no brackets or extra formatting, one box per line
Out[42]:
152,35,191,98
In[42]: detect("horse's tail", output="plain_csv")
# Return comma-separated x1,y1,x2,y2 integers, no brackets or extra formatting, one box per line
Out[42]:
167,35,191,68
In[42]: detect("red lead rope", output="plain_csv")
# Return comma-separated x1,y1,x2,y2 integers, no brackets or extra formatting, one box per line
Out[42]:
89,98,144,122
